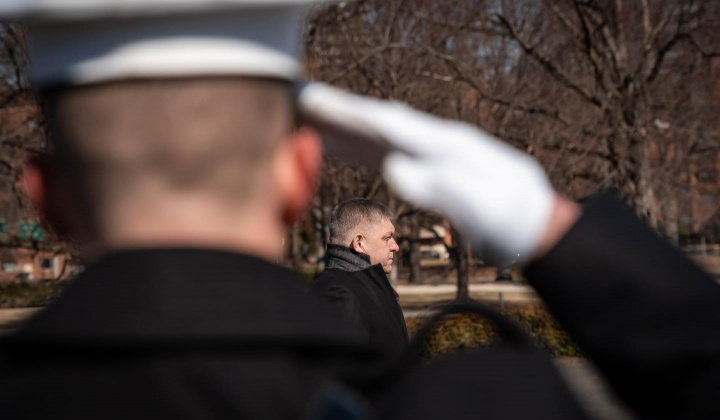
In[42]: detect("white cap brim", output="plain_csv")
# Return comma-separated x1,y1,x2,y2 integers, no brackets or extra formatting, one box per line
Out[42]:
4,1,339,87
0,0,325,21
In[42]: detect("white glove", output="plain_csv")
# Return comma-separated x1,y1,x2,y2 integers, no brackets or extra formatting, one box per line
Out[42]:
297,82,555,264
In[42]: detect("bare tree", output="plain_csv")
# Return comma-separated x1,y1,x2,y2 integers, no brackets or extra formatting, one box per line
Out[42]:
408,218,423,284
0,25,45,245
306,0,720,247
0,24,77,272
488,0,720,228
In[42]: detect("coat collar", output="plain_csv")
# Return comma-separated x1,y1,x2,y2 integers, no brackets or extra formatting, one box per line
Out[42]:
7,249,369,352
325,244,372,272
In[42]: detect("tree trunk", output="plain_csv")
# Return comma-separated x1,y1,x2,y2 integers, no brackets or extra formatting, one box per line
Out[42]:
454,229,470,302
409,225,423,284
626,132,659,229
663,196,679,246
636,151,658,230
311,194,326,269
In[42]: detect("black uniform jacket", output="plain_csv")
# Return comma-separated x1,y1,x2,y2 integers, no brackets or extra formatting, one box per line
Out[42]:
524,194,720,419
312,246,409,357
0,250,377,420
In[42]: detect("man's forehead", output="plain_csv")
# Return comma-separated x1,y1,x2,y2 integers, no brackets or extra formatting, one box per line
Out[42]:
354,215,393,232
378,216,395,232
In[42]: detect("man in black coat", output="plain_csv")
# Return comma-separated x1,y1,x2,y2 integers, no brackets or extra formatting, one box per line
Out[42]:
312,198,408,357
1,1,719,419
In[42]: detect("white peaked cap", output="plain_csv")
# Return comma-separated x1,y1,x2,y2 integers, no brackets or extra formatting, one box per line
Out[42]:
0,0,337,87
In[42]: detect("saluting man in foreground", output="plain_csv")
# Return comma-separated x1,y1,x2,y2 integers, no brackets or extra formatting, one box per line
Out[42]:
1,2,374,419
0,1,718,419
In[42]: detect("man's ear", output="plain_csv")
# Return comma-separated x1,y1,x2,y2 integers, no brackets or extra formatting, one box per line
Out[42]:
351,233,365,254
23,156,71,238
23,157,49,219
274,126,322,226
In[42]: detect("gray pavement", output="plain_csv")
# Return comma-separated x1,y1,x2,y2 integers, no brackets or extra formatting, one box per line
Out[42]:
555,358,635,420
398,282,541,309
0,307,40,335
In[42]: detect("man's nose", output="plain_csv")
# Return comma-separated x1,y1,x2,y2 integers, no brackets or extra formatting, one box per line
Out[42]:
390,238,399,252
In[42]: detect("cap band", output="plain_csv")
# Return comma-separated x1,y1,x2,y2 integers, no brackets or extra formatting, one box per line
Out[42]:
26,7,306,87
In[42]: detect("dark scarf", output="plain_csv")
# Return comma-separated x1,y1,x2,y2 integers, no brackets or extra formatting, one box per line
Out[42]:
325,244,401,303
325,244,372,272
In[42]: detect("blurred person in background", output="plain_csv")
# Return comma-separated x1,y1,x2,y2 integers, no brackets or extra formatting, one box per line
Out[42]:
312,198,407,357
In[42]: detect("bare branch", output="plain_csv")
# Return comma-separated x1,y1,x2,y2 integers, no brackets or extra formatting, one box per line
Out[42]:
494,13,604,108
424,46,571,125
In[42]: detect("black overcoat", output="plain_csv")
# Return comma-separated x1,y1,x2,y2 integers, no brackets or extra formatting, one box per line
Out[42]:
312,264,409,357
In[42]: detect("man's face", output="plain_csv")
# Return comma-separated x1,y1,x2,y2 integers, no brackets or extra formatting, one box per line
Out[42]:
361,217,399,273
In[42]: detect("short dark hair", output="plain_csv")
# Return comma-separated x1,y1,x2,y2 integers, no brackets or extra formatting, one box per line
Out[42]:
328,198,393,245
41,77,292,223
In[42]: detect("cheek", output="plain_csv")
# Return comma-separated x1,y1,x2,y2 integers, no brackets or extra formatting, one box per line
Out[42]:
370,245,386,263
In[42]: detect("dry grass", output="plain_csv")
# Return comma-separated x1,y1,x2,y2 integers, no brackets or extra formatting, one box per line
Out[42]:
406,304,583,358
0,281,69,308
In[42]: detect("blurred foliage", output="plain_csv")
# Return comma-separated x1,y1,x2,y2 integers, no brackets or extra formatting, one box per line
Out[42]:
406,305,583,359
297,265,322,285
0,281,68,308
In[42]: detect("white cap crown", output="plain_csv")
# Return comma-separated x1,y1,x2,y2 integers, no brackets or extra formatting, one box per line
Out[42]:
1,0,337,87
